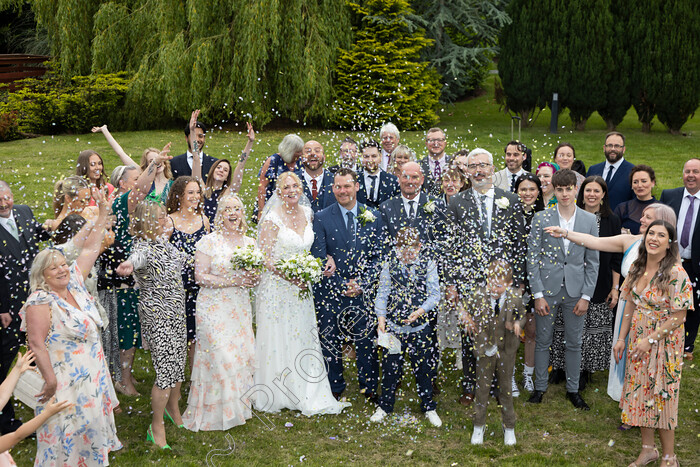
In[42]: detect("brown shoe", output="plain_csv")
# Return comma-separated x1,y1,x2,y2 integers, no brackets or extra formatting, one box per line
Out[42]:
459,393,474,407
683,352,694,361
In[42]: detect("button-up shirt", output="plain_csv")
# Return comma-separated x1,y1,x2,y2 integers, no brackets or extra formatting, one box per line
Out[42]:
363,170,381,202
678,188,700,260
604,157,626,182
401,194,421,218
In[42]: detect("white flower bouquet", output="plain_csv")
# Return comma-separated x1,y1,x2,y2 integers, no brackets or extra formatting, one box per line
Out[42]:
230,245,265,271
275,252,323,299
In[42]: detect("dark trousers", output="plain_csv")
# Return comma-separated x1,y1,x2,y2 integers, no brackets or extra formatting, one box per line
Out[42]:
316,295,378,395
461,331,476,395
379,324,436,413
0,323,21,433
682,260,700,353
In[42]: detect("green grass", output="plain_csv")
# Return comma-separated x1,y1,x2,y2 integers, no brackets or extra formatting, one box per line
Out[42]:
2,75,699,466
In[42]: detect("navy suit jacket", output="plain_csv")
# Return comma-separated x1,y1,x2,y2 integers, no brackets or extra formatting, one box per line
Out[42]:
0,205,50,329
311,203,384,302
587,159,635,210
660,187,700,276
301,170,336,213
170,152,218,183
419,156,444,198
379,192,444,247
357,170,399,209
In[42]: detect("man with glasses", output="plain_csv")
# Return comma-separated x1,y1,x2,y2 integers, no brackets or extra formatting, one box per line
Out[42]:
587,132,635,210
419,128,449,197
493,141,530,193
329,137,360,174
444,149,526,407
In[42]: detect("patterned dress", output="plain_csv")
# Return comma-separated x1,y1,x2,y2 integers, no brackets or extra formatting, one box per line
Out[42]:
183,233,257,431
129,238,188,389
619,264,692,429
20,264,121,466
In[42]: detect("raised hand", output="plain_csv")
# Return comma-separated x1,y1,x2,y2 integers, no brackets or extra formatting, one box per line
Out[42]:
91,125,108,134
15,350,36,373
246,122,255,142
189,109,201,152
157,142,172,163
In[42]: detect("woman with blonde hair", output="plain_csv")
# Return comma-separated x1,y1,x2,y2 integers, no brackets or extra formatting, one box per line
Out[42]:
117,200,189,450
183,194,260,431
389,145,415,178
21,189,122,465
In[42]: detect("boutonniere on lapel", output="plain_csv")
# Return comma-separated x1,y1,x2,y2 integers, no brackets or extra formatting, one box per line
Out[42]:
357,206,376,227
422,199,436,215
495,197,510,210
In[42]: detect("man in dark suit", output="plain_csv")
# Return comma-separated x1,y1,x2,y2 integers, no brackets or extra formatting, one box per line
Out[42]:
300,140,336,213
445,148,526,407
526,170,599,410
328,137,360,174
170,114,218,182
0,180,50,433
660,158,700,357
419,127,448,198
357,140,399,209
312,168,384,401
586,132,634,211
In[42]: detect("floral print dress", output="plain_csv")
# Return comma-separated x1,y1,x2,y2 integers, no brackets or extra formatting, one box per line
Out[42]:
619,264,692,429
20,263,122,466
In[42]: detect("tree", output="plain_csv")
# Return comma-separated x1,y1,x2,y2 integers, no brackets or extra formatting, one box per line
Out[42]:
411,0,510,102
652,0,700,134
333,0,441,130
596,0,632,131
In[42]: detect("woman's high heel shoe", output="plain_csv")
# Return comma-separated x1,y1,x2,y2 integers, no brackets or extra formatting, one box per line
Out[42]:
164,408,185,428
147,424,171,450
628,445,659,467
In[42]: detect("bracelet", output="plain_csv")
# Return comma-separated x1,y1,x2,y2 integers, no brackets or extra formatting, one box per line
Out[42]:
613,284,620,291
564,229,569,239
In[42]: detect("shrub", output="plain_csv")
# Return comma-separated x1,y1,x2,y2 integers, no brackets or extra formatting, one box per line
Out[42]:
0,109,20,142
0,66,131,135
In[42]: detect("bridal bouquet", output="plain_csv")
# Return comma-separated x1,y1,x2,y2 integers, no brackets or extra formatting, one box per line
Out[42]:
230,245,265,271
276,253,323,300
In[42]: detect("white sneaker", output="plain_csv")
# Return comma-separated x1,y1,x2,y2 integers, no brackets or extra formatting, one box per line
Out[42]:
425,410,442,427
370,407,387,423
455,357,463,370
504,428,516,446
471,425,485,445
511,374,520,398
523,373,534,392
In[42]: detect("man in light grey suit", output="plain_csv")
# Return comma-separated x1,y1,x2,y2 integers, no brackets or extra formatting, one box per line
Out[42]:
526,169,599,410
492,141,530,193
446,148,526,406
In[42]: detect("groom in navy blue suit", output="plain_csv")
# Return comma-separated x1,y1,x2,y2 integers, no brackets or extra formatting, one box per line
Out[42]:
312,168,383,401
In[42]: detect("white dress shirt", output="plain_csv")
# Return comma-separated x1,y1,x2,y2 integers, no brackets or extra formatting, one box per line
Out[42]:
474,188,495,234
401,194,421,218
678,188,700,260
604,157,626,182
302,170,324,197
380,149,391,172
428,155,447,177
0,214,18,239
186,150,205,170
363,170,381,202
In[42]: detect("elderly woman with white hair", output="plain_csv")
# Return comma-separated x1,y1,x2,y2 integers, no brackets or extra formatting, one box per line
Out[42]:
20,188,122,466
256,134,305,221
183,194,260,431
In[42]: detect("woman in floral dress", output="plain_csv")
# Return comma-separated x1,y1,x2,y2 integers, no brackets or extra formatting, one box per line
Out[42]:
613,220,691,467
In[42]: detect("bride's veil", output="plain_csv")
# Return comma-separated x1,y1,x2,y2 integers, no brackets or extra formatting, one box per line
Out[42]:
257,189,313,238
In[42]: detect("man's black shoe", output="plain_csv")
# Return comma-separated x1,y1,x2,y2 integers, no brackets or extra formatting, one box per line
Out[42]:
527,390,544,404
567,392,590,410
332,392,342,401
363,391,379,404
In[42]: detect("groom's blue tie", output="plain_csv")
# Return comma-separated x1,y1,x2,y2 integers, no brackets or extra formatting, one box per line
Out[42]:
346,211,356,243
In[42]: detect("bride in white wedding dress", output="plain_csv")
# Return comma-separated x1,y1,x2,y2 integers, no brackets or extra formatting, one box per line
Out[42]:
253,172,350,415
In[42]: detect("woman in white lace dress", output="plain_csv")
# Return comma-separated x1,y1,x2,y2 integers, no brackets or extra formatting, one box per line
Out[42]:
253,172,350,416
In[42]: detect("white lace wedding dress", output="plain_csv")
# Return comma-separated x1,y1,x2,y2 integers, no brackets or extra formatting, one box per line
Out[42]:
253,205,350,416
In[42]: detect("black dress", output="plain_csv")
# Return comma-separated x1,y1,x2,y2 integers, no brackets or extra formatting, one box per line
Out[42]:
614,197,656,235
170,215,208,341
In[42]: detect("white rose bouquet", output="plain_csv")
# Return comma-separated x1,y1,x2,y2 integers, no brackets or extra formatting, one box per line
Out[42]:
230,245,265,271
275,252,323,299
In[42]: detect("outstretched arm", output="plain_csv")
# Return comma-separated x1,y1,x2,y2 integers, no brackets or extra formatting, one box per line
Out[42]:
92,125,138,167
229,122,255,194
544,225,637,253
189,110,203,181
77,188,109,279
128,142,172,213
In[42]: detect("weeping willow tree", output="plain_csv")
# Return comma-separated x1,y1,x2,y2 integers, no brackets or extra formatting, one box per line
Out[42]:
31,0,351,127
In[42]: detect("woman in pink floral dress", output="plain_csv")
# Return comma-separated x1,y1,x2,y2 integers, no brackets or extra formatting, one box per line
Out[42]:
613,220,691,467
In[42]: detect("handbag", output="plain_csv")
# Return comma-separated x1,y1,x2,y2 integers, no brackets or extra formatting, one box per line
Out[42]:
13,367,44,410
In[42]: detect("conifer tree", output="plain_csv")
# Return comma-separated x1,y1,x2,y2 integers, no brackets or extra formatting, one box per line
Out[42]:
333,0,441,130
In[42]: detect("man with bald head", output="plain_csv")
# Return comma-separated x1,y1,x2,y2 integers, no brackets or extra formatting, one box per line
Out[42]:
0,180,50,433
444,148,526,406
300,140,336,212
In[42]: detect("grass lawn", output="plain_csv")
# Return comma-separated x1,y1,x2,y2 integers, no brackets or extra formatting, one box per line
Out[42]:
2,75,699,466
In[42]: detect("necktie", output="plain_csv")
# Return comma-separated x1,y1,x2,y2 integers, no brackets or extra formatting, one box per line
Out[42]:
408,200,416,219
434,161,441,180
369,175,378,202
311,179,318,201
480,194,490,236
5,217,19,242
681,195,695,249
494,300,500,317
346,211,355,242
605,165,615,185
511,173,517,192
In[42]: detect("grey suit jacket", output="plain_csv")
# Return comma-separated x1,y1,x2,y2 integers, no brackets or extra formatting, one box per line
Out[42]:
527,206,600,298
446,187,527,291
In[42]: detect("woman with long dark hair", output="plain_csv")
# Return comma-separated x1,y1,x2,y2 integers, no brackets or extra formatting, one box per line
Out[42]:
613,220,690,467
